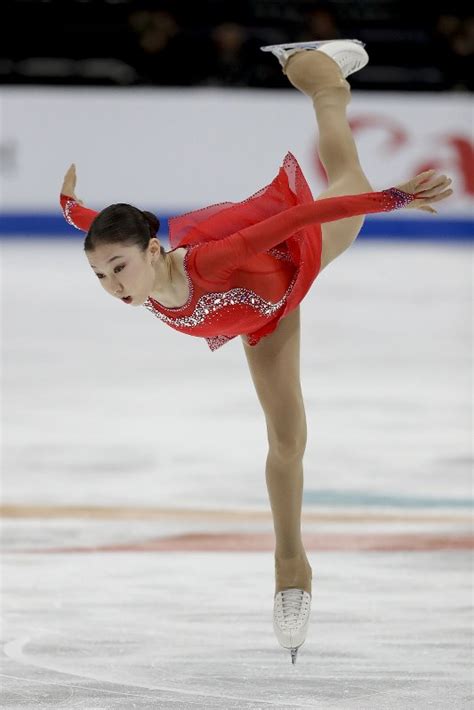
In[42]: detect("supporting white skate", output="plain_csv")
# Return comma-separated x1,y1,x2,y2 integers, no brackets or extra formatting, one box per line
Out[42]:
273,588,312,664
260,39,369,78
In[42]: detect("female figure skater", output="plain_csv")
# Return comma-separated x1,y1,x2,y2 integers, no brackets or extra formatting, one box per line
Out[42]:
59,40,453,664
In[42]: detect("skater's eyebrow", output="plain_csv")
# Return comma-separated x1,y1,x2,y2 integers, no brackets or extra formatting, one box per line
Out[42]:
90,256,124,268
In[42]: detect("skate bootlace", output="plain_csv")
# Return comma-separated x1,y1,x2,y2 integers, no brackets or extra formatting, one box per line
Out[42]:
276,589,310,627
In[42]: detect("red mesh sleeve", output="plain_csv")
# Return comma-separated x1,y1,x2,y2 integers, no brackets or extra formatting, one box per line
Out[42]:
193,187,414,283
60,194,99,232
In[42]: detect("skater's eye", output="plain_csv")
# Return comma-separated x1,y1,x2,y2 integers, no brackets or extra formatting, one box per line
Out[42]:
96,264,125,279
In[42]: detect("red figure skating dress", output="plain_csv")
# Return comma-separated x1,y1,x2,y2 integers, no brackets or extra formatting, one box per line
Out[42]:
60,152,413,351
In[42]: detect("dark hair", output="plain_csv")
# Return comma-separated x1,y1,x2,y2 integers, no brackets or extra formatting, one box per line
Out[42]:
84,203,164,256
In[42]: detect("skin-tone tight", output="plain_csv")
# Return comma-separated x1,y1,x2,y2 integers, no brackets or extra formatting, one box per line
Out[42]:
241,63,373,596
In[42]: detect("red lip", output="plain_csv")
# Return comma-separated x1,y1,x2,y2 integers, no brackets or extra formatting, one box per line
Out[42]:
121,296,132,304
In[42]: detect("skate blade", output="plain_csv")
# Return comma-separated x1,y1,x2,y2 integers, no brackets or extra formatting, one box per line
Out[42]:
260,39,365,52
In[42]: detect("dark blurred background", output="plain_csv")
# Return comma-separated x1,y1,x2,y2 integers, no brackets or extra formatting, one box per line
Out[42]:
1,0,473,91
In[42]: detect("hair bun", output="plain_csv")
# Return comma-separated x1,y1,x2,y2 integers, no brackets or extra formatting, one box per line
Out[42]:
142,210,160,236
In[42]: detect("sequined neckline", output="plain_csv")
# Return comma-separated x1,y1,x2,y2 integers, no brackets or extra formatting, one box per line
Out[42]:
148,245,194,311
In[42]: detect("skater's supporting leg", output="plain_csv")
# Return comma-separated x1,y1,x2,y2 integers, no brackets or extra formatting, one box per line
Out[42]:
241,307,312,595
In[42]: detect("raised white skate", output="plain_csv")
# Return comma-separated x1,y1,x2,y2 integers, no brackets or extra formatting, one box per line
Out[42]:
273,588,312,664
260,39,369,78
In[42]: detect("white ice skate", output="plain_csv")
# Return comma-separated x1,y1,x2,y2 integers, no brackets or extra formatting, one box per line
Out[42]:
273,588,312,664
260,39,369,78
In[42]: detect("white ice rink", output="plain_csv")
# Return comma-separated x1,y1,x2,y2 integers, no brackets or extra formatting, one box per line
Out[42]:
1,237,472,709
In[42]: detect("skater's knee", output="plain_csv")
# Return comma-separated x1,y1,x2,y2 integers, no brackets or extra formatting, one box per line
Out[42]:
267,412,308,461
312,84,351,109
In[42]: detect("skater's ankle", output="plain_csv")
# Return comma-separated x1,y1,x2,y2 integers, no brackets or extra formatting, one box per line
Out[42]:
274,547,309,562
274,551,312,593
275,565,312,596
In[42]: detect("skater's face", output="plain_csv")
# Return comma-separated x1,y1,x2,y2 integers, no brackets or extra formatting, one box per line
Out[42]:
87,241,159,306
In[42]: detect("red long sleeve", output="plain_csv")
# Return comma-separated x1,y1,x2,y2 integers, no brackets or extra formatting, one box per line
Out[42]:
60,186,414,283
60,194,98,231
193,188,413,283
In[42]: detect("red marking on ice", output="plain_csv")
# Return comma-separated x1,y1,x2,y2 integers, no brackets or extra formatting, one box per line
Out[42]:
12,532,474,554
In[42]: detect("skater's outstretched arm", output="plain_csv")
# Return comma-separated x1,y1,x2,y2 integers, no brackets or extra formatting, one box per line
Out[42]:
60,164,99,231
193,169,453,283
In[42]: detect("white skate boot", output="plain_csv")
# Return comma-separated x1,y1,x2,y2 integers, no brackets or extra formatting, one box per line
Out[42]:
260,39,368,78
273,588,312,664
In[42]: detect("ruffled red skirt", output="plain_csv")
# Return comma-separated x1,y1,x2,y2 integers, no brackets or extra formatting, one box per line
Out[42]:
168,152,322,346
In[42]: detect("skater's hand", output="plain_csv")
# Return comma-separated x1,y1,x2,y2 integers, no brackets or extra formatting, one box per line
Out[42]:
61,163,83,204
395,170,453,214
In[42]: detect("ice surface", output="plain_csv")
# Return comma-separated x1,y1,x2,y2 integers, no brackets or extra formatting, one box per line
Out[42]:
1,239,472,709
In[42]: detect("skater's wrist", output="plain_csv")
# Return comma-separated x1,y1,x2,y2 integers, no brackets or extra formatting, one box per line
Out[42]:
384,187,415,209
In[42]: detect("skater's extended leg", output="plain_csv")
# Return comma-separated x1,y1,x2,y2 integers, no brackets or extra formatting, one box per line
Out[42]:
313,85,373,270
312,86,370,189
240,307,312,596
285,49,374,270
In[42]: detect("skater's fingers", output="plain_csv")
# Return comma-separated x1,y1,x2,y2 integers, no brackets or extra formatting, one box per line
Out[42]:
394,169,442,196
425,188,454,203
61,163,78,197
63,163,76,179
413,169,437,188
416,177,452,198
416,188,454,205
417,173,449,189
412,188,453,211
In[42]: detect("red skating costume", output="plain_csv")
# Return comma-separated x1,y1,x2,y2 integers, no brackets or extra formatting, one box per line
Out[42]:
60,152,414,351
